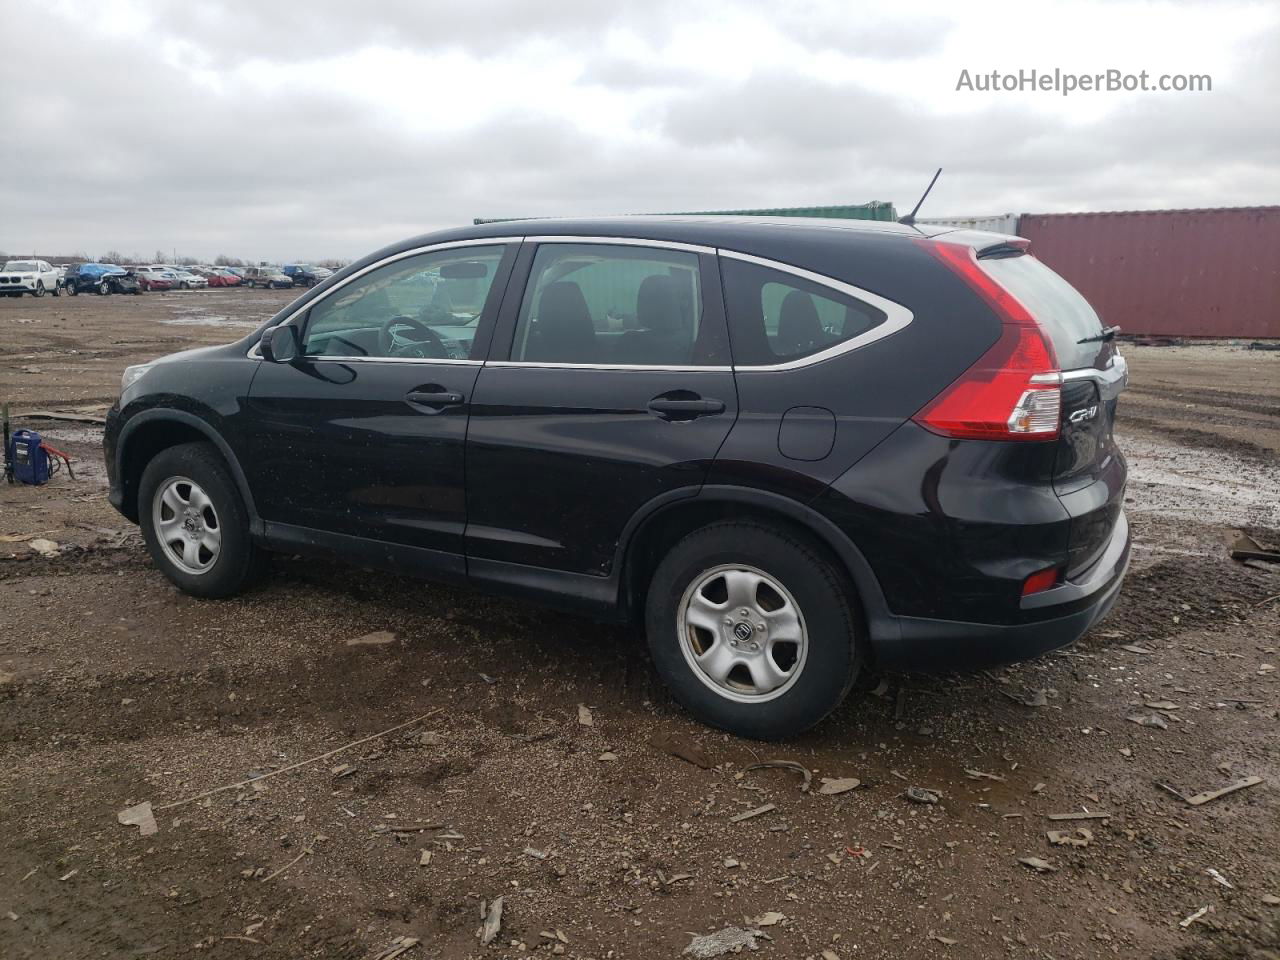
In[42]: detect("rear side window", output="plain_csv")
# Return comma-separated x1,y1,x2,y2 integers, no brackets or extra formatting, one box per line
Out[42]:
512,243,706,366
979,255,1105,370
721,257,888,366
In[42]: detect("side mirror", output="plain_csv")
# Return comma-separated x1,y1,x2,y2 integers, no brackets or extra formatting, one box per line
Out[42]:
259,324,300,363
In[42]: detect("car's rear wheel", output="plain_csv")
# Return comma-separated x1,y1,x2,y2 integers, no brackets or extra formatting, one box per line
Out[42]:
52,283,62,297
139,442,265,598
67,283,78,296
33,281,45,297
645,521,861,740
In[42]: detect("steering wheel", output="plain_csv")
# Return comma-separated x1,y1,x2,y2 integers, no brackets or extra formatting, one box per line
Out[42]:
378,314,449,359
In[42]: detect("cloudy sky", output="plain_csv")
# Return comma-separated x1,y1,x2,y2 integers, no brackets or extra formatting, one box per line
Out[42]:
3,0,1277,262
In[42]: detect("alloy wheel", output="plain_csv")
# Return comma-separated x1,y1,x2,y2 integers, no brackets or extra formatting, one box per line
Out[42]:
152,476,221,575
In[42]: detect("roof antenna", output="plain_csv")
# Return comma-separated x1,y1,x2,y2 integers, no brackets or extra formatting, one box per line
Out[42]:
898,167,942,227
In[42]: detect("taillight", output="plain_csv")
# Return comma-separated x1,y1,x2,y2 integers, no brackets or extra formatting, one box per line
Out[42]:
912,241,1061,441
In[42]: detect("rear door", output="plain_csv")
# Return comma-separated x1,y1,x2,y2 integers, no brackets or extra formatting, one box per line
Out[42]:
980,253,1128,576
242,242,516,567
465,238,737,581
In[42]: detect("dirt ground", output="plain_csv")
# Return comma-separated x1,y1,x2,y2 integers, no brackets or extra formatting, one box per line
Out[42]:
1,288,1278,960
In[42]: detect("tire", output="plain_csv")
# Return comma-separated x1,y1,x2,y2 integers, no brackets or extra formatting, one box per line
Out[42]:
67,283,78,296
134,287,144,295
138,442,266,599
644,521,862,740
33,281,45,297
53,283,62,297
97,281,110,295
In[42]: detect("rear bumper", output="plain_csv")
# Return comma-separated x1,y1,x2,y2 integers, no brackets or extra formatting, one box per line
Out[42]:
871,509,1131,671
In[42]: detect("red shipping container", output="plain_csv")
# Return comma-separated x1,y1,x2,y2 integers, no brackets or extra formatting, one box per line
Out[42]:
1018,207,1280,339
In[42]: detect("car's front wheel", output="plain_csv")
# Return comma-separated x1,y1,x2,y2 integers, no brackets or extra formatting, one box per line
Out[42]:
52,283,62,297
139,442,265,598
97,281,110,295
645,521,862,740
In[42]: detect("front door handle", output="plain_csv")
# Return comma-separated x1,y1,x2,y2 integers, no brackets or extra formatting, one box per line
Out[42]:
647,396,726,420
405,387,465,412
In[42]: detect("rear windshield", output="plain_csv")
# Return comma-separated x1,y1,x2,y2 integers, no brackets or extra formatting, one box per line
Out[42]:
980,254,1105,370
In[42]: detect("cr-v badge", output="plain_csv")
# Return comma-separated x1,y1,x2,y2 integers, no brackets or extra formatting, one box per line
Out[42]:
1069,405,1099,423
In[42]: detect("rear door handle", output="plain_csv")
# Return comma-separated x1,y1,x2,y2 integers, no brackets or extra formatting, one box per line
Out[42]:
647,396,725,420
405,387,465,411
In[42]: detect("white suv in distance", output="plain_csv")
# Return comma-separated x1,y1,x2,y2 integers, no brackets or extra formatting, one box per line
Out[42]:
0,260,61,297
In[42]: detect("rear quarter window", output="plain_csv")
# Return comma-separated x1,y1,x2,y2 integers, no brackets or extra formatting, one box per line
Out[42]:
979,255,1106,370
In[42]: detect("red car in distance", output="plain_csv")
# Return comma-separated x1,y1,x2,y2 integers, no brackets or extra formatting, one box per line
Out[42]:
207,269,242,288
133,266,174,291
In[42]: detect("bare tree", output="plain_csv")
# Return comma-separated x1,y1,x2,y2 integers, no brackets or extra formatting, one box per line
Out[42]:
100,250,126,264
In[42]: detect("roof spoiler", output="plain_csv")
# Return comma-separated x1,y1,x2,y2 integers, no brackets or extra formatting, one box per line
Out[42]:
924,229,1030,259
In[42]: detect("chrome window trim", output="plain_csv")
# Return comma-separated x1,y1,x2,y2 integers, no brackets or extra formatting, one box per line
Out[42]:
716,249,914,372
486,361,732,373
247,237,522,361
1061,353,1127,382
524,235,716,255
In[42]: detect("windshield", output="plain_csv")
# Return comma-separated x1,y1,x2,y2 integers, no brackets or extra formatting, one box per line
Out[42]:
980,254,1107,370
4,261,38,271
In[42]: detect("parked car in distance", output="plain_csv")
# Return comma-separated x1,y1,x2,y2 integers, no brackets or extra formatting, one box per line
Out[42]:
207,269,242,288
0,259,61,297
104,216,1131,739
281,263,333,287
134,266,175,291
159,266,208,290
244,266,293,289
64,263,142,295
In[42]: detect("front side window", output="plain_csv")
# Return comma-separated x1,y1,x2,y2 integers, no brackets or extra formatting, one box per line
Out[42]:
511,243,705,366
302,245,506,361
721,257,888,366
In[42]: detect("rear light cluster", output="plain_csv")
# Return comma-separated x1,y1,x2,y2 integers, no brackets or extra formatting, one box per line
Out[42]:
912,241,1062,441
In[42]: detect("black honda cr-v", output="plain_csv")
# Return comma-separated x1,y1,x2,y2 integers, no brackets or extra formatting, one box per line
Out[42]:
104,216,1130,738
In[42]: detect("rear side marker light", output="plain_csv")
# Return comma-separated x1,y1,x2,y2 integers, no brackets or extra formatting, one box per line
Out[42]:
912,241,1062,442
1022,566,1061,596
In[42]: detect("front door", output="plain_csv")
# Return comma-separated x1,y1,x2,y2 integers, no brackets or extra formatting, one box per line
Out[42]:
243,242,516,567
465,239,737,580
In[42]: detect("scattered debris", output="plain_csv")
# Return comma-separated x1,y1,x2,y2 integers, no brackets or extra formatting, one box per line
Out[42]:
27,538,60,558
965,769,1006,782
262,849,310,882
930,933,959,946
905,787,939,805
598,751,618,762
1156,776,1263,806
116,801,157,837
1018,856,1057,873
746,760,812,792
524,847,548,860
648,732,712,769
1046,811,1112,821
372,936,421,959
817,777,860,796
478,672,498,685
730,804,778,823
143,710,441,813
1001,687,1049,707
750,912,786,927
345,630,396,646
1179,906,1211,929
1229,532,1280,564
683,926,765,957
1206,868,1233,889
1262,895,1280,906
723,858,740,869
330,763,356,778
1047,828,1092,847
58,869,78,882
1120,643,1155,655
577,704,593,727
478,896,504,945
419,850,432,867
1127,713,1168,730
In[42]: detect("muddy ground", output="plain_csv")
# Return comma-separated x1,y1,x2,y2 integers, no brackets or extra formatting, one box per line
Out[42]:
1,288,1278,960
